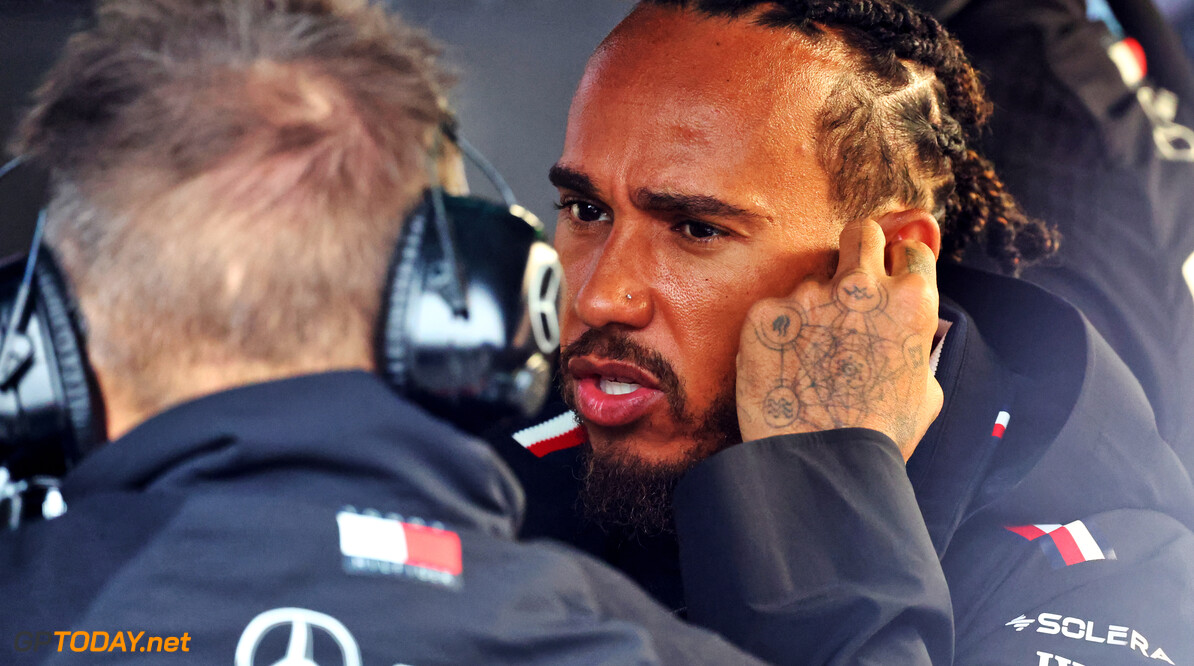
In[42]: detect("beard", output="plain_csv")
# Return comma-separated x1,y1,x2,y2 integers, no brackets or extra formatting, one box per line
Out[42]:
561,329,741,535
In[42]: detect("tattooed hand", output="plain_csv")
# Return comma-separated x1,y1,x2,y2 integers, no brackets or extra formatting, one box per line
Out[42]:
736,218,943,460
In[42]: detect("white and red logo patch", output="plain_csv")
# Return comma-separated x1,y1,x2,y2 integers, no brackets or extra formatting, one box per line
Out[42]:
991,410,1011,438
512,411,587,458
1005,520,1117,568
336,509,462,587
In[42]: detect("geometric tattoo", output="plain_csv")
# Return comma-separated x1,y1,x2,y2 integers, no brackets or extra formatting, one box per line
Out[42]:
750,271,921,435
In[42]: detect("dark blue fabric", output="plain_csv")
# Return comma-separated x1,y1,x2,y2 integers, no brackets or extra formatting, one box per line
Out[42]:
498,265,1194,665
0,371,762,665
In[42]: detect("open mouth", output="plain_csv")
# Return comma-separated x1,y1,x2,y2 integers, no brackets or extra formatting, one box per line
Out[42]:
567,357,666,427
597,378,641,395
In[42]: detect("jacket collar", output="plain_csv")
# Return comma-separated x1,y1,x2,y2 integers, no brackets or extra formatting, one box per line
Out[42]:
917,264,1194,547
62,370,525,539
907,288,1014,556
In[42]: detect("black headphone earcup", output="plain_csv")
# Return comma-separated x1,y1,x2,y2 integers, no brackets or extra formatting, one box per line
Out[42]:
377,192,561,433
31,250,105,463
0,248,104,477
377,195,431,396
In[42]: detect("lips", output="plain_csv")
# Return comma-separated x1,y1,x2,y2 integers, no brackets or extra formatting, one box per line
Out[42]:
567,357,666,427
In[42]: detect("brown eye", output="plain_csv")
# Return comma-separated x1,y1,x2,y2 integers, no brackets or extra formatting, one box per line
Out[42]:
569,202,609,223
676,221,726,241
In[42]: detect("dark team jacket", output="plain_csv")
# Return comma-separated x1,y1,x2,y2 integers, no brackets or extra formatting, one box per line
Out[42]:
0,371,769,665
495,264,1194,666
928,0,1194,464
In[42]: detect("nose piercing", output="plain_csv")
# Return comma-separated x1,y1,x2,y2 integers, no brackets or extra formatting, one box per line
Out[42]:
626,293,633,300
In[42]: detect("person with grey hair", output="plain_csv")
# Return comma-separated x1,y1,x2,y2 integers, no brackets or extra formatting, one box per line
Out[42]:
0,0,956,662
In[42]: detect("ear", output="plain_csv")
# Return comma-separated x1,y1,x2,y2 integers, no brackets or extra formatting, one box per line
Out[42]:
436,142,470,196
876,208,941,260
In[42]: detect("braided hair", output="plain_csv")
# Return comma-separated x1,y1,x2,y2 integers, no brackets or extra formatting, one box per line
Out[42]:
640,0,1058,274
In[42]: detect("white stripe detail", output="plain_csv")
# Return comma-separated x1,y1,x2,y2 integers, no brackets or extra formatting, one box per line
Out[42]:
1108,40,1145,87
1034,524,1064,534
513,411,579,450
337,512,409,565
995,411,1011,428
929,319,953,377
1064,520,1106,562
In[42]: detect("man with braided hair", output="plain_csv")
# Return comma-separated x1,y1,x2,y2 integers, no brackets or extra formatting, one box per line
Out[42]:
491,0,1194,663
0,0,897,663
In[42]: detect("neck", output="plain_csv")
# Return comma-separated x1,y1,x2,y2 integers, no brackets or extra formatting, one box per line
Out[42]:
100,359,373,441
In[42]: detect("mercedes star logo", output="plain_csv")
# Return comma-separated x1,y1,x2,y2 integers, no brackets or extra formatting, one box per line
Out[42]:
235,607,362,666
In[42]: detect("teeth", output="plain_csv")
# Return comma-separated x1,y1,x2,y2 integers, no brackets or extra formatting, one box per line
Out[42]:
599,378,641,395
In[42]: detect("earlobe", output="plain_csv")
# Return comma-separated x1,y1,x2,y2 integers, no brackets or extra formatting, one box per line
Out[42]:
878,209,942,260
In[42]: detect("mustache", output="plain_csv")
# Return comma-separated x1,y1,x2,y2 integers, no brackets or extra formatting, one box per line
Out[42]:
559,328,685,417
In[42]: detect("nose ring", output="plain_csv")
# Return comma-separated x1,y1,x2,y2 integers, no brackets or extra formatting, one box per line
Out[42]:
626,293,633,300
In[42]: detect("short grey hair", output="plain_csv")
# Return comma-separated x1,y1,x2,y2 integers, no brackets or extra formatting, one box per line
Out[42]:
13,0,452,413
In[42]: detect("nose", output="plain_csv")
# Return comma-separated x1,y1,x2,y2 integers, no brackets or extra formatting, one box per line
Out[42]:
570,227,654,331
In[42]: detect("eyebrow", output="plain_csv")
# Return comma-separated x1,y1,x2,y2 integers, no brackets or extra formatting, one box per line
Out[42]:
549,163,766,223
631,190,759,221
548,164,598,198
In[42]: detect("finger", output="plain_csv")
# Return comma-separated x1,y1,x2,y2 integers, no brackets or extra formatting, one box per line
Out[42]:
887,238,937,281
836,218,887,278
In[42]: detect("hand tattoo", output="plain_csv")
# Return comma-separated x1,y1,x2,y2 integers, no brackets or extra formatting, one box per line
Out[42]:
740,270,925,444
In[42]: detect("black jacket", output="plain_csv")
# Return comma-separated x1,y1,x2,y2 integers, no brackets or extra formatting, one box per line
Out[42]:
925,0,1194,465
498,265,1194,665
0,371,765,665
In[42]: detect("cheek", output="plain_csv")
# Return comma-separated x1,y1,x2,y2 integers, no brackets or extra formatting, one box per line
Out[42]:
555,230,595,327
655,258,804,392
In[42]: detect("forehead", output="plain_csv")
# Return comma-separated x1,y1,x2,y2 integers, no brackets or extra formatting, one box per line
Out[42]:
561,6,845,218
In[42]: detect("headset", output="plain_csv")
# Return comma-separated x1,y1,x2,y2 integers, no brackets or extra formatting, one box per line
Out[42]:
0,124,563,523
380,122,562,430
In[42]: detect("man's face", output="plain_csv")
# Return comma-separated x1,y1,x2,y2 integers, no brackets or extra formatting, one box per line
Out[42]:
553,7,847,482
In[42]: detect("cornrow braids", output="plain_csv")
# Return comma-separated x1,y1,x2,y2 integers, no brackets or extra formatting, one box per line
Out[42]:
640,0,1059,274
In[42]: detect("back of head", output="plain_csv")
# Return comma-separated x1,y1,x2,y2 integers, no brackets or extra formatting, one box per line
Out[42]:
636,0,1059,274
12,0,449,424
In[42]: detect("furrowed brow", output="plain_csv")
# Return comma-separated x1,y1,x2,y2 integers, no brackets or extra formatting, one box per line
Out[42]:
549,164,599,198
633,189,760,220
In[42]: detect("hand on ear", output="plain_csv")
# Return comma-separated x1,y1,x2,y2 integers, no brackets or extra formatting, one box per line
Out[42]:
877,209,941,275
736,216,943,461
